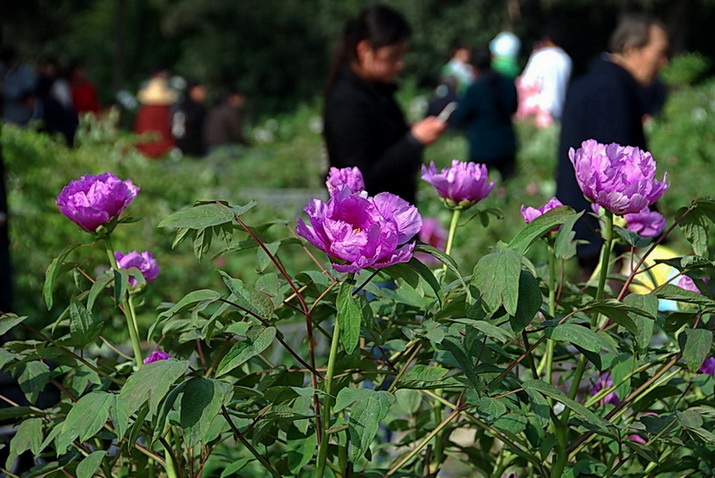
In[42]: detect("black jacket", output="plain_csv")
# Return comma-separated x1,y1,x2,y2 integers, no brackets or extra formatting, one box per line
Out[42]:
324,67,423,204
556,55,649,260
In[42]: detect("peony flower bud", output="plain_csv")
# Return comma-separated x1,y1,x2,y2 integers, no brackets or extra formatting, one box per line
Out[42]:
624,208,666,238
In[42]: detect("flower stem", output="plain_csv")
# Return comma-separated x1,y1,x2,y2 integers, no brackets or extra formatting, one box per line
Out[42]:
444,208,462,258
551,210,614,478
103,237,143,369
537,240,558,384
315,318,342,478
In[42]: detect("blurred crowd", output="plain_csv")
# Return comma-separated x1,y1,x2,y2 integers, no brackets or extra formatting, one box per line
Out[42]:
0,50,250,159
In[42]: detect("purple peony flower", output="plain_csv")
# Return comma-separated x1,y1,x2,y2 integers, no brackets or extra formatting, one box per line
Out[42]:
521,197,564,229
422,160,495,209
699,357,715,376
326,167,365,195
115,251,160,286
624,208,666,238
628,434,647,444
590,372,620,406
143,350,172,364
296,188,421,273
678,275,699,294
56,173,140,233
569,140,669,215
415,217,447,265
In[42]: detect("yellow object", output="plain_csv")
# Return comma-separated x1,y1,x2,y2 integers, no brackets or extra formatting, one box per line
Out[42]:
624,244,681,295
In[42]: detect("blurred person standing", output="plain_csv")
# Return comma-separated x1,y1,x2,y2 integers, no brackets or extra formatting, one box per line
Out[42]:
0,47,36,126
323,3,446,204
203,87,249,153
454,46,518,180
489,31,521,78
517,23,572,127
172,80,208,157
35,57,78,146
556,13,669,271
69,62,100,116
134,67,177,158
440,41,474,95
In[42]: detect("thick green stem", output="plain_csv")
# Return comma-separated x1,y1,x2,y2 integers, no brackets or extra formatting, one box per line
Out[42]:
315,319,342,478
164,445,179,478
103,237,143,368
552,211,614,478
444,208,462,258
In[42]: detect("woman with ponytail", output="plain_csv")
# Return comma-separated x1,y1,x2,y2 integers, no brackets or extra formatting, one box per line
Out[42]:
323,4,446,204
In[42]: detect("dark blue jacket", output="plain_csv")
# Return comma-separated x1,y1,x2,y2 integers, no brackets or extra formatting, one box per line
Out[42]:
454,71,517,162
556,55,649,261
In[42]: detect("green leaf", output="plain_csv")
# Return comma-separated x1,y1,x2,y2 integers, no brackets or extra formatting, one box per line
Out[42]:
110,395,129,440
334,389,373,413
624,293,658,350
113,268,129,305
69,298,102,347
681,328,713,372
440,336,481,389
657,284,715,308
158,289,222,320
44,243,81,310
508,206,577,255
87,273,113,312
554,212,582,260
336,283,361,354
76,450,107,478
0,313,28,336
17,361,50,404
216,327,276,377
455,319,514,343
56,391,112,453
472,250,522,315
474,397,507,422
6,417,42,469
397,365,449,389
180,377,232,446
522,380,611,432
582,299,643,336
333,389,394,461
413,244,467,293
549,323,616,354
119,360,190,416
679,208,709,257
615,226,654,248
193,227,212,261
511,270,542,332
218,271,275,319
158,203,238,229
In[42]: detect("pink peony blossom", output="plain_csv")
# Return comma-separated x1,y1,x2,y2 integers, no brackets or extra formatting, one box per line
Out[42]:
143,350,172,364
422,160,495,209
624,208,666,238
296,188,421,273
678,276,699,294
590,372,620,406
115,251,160,286
56,173,140,233
520,197,564,230
325,167,365,195
699,357,715,376
569,140,669,216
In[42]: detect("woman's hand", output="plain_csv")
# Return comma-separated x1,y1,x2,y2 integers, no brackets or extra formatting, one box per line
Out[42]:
411,116,447,145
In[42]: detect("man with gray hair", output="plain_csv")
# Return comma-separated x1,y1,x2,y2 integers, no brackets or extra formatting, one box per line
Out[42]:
555,13,669,273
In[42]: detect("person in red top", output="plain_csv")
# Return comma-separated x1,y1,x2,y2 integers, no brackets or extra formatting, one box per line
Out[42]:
69,62,100,115
134,68,177,158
